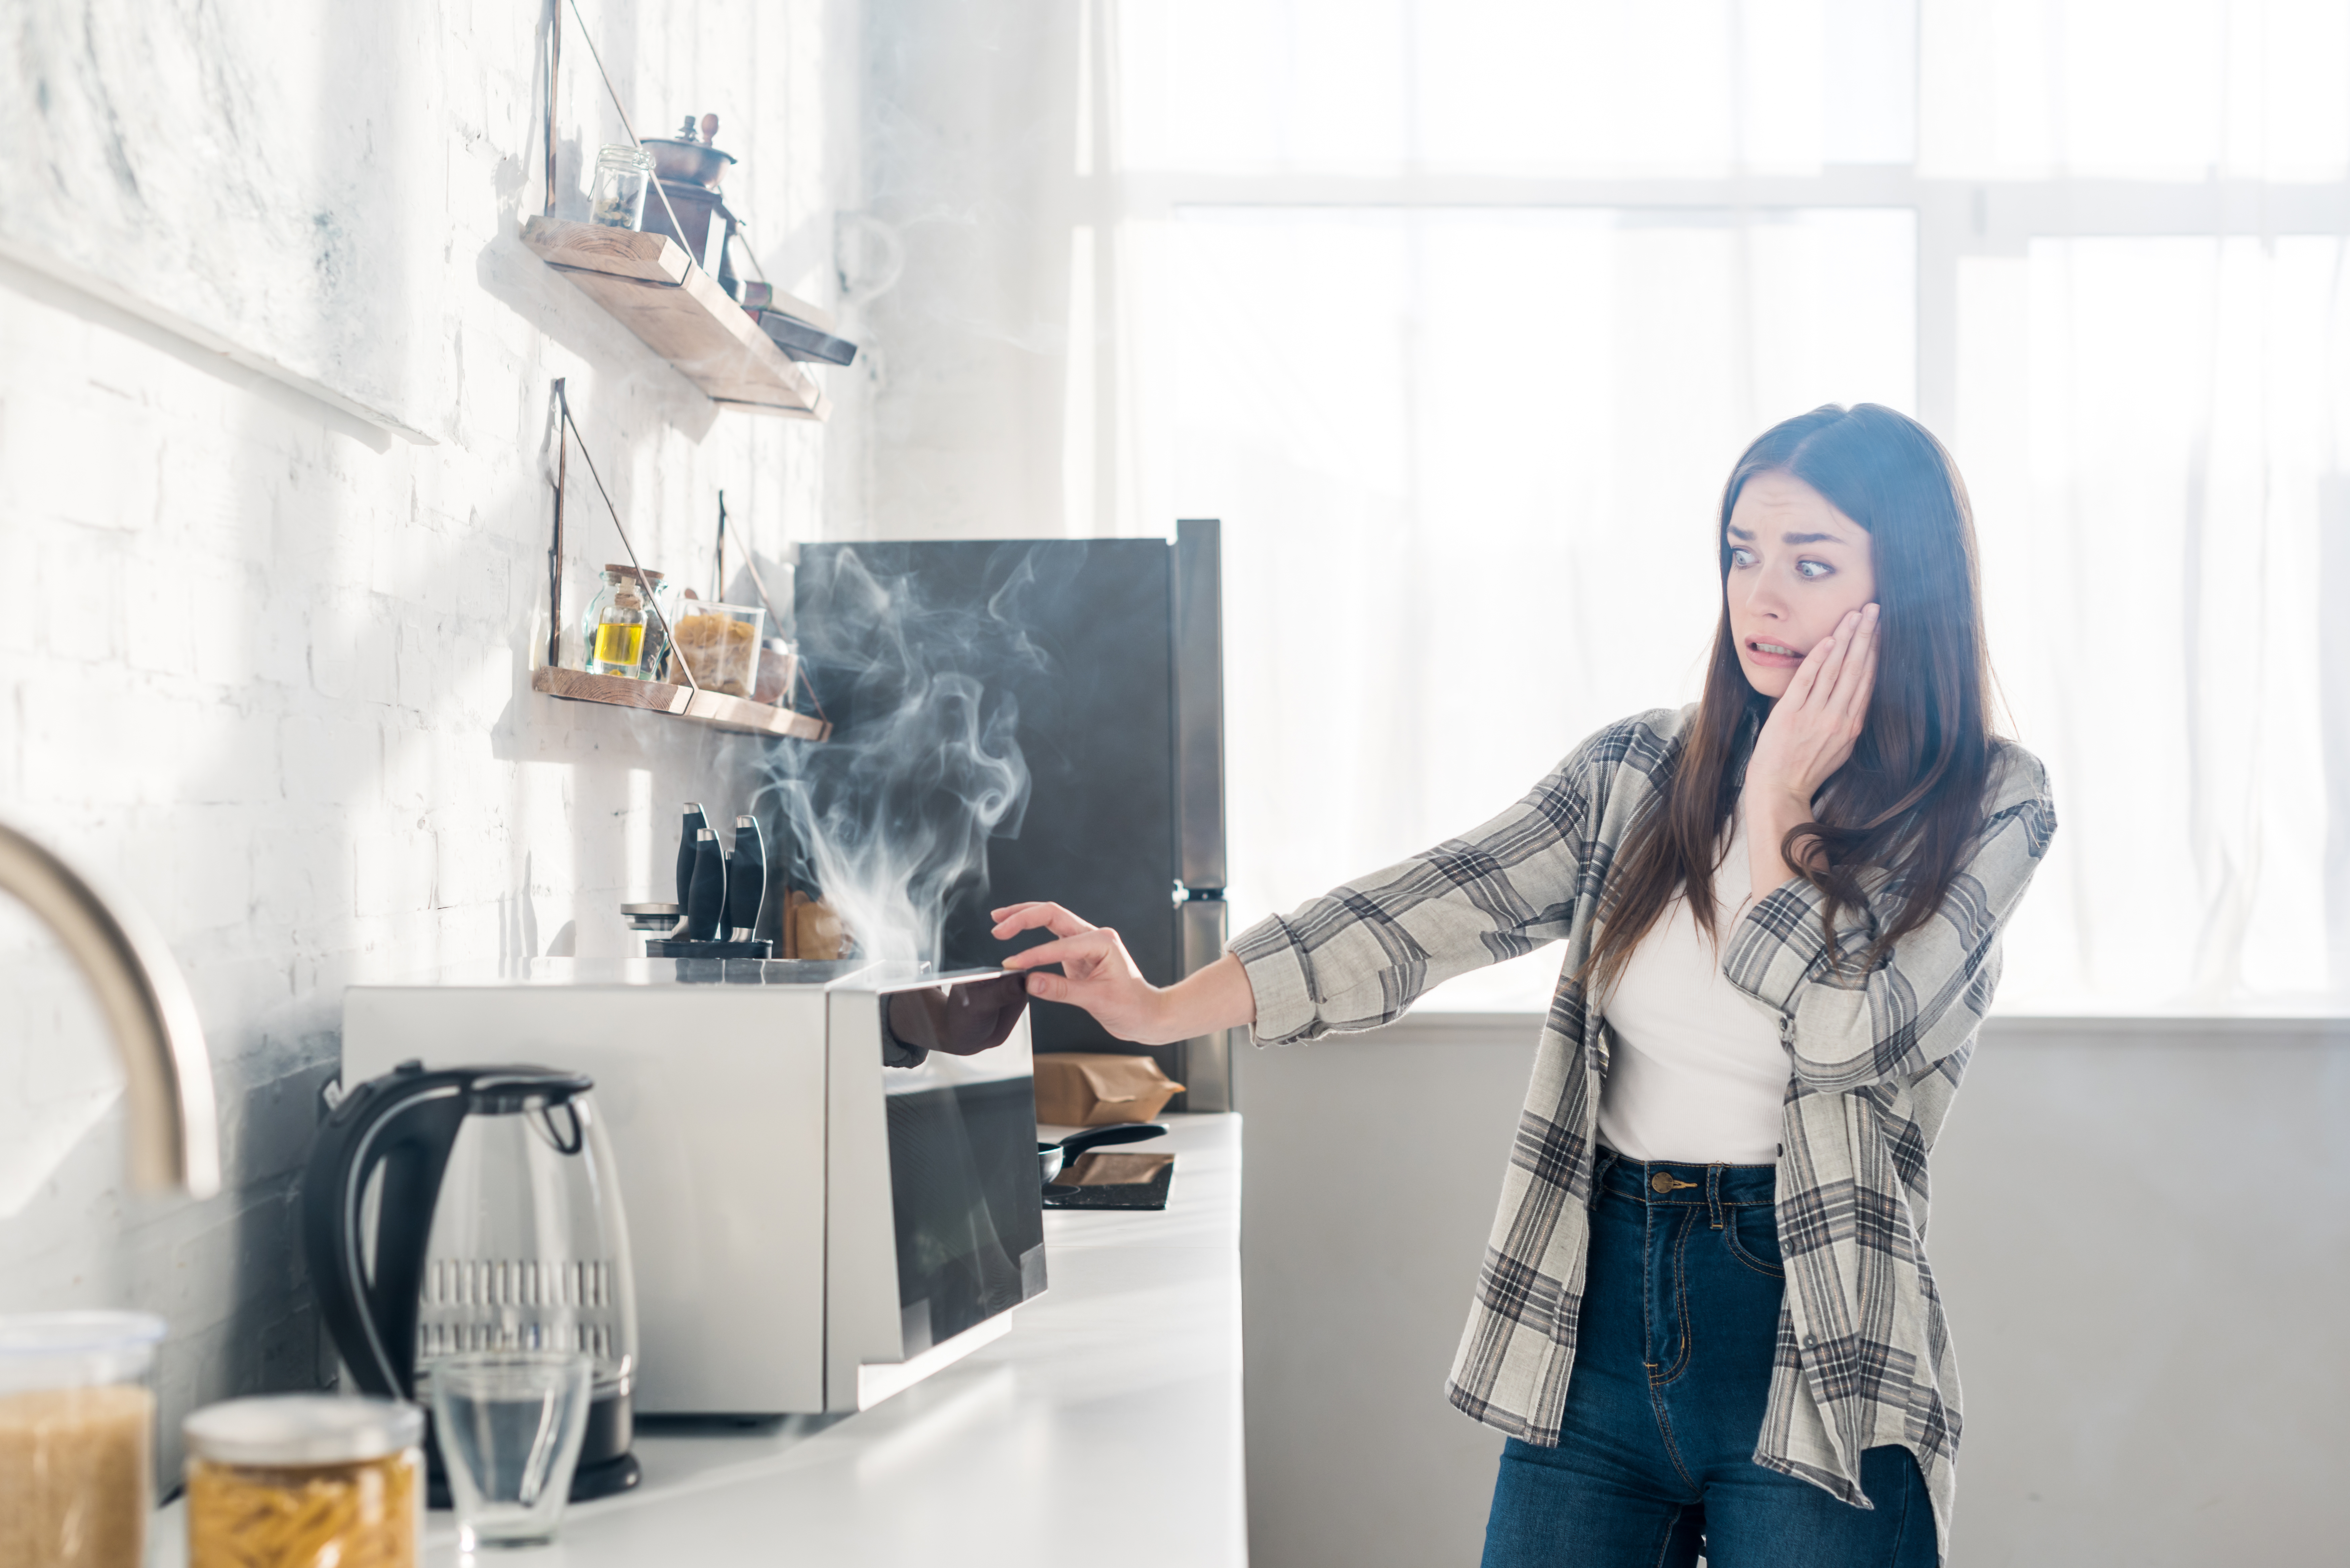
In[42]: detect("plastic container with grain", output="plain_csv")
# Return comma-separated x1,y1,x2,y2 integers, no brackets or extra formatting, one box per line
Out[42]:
0,1310,166,1568
183,1395,423,1568
667,601,765,696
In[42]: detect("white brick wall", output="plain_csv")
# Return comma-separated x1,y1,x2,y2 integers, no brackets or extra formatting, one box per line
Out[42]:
0,0,868,1471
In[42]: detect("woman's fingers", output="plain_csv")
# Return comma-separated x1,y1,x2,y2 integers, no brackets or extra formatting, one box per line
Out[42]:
1020,966,1132,1021
1795,611,1852,715
1013,935,1156,1039
984,896,1178,1041
999,934,1080,970
1748,605,1877,807
989,902,1096,940
1022,963,1116,1002
1814,606,1872,728
992,900,1089,924
1828,604,1880,729
1779,632,1827,710
991,901,1075,927
1782,612,1852,713
1000,928,1128,975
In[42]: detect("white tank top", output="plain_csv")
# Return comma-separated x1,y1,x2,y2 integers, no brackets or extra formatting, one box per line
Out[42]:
1596,798,1791,1165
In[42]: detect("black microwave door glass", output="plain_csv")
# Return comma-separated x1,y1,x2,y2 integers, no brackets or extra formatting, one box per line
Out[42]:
883,1074,1046,1355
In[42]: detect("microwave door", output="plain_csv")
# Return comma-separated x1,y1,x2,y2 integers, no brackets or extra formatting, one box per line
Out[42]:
883,1070,1045,1357
829,976,1045,1410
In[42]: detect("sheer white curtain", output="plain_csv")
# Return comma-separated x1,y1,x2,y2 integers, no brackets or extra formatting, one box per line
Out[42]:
1064,0,2350,1012
1926,1,2350,1009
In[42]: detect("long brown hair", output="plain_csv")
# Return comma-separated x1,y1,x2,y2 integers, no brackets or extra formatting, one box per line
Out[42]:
1584,404,1995,993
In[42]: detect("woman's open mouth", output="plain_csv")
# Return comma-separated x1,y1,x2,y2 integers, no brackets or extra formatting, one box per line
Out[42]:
1744,638,1806,668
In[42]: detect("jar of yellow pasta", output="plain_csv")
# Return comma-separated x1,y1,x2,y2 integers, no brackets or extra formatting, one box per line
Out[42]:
183,1396,423,1568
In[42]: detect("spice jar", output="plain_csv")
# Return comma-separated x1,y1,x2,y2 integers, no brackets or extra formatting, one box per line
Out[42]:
583,564,666,680
589,144,654,229
0,1311,167,1568
184,1395,423,1568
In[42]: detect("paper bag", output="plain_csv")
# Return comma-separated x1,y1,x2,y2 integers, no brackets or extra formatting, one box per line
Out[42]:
1033,1052,1186,1127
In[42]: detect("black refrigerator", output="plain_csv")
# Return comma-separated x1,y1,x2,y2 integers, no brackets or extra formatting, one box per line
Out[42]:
792,520,1232,1111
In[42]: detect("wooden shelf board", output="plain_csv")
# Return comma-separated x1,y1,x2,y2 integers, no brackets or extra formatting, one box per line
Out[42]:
533,666,831,741
523,217,831,421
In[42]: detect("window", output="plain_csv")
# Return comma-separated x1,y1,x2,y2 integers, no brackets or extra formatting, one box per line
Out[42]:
1069,0,2350,1011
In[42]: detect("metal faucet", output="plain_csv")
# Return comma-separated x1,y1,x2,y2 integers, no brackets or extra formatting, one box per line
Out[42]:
0,820,220,1197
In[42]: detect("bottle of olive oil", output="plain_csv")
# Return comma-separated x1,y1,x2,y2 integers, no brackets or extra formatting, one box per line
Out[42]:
582,566,652,679
593,603,646,670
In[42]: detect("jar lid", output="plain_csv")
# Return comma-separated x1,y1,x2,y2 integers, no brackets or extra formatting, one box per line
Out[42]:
0,1312,167,1357
603,563,664,583
596,143,655,170
184,1395,423,1466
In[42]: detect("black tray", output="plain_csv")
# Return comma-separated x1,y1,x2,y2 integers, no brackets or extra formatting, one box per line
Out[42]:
1043,1152,1174,1210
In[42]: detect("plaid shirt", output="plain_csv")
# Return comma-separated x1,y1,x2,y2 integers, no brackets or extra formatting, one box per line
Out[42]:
1230,705,2057,1559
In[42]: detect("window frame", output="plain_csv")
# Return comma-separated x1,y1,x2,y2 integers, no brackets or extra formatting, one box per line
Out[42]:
1088,166,2350,437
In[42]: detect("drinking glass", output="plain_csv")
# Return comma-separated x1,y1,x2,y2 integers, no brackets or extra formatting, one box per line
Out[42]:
428,1352,594,1550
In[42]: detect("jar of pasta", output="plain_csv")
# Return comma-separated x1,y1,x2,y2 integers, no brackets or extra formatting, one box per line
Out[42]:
666,599,765,696
184,1396,423,1568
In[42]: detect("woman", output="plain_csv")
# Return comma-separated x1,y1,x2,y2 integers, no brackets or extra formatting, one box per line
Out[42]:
993,404,2056,1567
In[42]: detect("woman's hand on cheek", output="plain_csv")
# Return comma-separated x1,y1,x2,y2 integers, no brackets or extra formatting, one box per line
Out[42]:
1744,604,1878,878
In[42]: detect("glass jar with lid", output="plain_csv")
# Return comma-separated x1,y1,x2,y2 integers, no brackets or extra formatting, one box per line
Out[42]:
582,565,667,680
0,1311,167,1568
666,600,765,696
589,144,654,229
184,1395,423,1568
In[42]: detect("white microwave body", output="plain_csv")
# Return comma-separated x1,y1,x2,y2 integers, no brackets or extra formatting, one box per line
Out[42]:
341,959,1044,1417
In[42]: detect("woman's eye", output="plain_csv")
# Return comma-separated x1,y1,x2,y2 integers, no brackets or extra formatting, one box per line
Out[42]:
1728,547,1758,568
1796,559,1834,580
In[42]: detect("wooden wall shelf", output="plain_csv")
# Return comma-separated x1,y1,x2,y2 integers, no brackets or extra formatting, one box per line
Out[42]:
523,217,830,420
533,666,832,741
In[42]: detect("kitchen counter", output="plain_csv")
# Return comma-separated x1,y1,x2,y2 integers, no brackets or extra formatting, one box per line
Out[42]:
155,1113,1244,1567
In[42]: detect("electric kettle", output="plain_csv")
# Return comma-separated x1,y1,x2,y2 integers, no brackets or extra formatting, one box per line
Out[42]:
301,1062,642,1501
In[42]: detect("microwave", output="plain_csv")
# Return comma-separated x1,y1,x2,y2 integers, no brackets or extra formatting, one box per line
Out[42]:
340,959,1045,1416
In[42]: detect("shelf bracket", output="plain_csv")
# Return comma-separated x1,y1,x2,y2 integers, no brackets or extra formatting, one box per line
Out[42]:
548,383,701,697
548,379,568,668
543,0,560,218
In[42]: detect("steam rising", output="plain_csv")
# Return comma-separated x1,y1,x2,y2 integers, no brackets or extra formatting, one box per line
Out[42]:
757,547,1050,967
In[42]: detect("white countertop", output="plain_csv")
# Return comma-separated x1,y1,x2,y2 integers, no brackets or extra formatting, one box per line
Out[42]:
157,1113,1245,1567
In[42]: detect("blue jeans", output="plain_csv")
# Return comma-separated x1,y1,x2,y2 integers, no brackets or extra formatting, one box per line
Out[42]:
1480,1149,1935,1568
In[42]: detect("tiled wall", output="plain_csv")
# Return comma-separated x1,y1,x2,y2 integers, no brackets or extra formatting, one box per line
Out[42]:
0,0,867,1470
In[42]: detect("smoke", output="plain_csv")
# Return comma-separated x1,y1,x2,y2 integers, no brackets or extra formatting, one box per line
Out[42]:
755,545,1057,967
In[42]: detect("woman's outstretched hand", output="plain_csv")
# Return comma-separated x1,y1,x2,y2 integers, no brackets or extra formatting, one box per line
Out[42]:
992,902,1257,1046
1745,603,1879,891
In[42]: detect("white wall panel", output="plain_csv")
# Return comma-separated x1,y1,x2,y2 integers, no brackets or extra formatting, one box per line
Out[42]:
1238,1016,2350,1566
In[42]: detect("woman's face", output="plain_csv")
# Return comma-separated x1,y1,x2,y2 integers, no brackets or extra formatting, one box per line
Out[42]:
1723,470,1878,701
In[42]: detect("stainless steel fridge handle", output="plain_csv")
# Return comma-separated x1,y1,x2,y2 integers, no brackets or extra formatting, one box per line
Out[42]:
1173,518,1228,890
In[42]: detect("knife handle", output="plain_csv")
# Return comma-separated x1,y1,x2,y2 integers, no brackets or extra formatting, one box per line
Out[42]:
676,802,708,909
727,816,767,940
686,828,727,941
